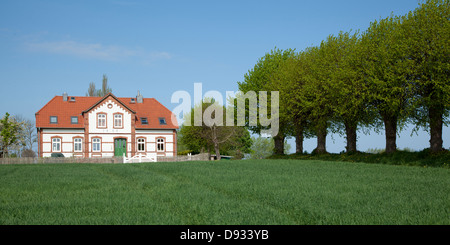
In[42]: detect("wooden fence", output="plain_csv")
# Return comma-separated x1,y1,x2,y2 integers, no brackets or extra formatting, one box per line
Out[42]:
0,153,210,165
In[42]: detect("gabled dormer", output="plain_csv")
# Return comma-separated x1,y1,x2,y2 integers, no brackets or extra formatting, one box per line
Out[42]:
83,93,136,133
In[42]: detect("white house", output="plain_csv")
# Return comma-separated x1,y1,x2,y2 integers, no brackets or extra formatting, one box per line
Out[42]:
35,92,178,158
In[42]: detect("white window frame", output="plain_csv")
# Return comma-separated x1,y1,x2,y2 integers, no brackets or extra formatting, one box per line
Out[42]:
114,114,123,128
137,138,145,152
157,138,165,152
98,114,106,128
52,138,61,152
92,138,101,152
74,138,82,152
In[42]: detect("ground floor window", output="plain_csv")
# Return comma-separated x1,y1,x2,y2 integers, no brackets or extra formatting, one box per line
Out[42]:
74,138,82,152
157,138,164,152
92,138,101,152
137,138,145,152
52,138,61,152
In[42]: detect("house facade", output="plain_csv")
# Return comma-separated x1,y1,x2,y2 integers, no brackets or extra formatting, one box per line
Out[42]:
35,92,178,158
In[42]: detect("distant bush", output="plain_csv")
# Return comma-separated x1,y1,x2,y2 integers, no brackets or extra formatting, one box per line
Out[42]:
366,148,385,154
22,149,36,157
178,150,193,155
269,148,450,168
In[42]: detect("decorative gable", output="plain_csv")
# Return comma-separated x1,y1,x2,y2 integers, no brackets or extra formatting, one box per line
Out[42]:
86,95,135,134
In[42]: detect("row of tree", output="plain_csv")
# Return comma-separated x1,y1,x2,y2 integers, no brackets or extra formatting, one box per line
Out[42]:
238,0,449,154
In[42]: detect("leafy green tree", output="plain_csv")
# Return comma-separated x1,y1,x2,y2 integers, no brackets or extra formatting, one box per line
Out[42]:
325,31,377,153
269,51,314,154
299,45,337,154
249,136,292,159
0,113,22,158
403,0,450,152
238,48,296,155
179,100,252,160
11,115,37,156
221,128,252,159
360,15,413,153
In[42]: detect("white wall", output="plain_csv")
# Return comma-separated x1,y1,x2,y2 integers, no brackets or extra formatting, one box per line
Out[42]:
41,117,176,158
136,130,175,157
41,129,84,157
88,99,132,134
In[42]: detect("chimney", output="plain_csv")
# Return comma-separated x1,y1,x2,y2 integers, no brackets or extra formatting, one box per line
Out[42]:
63,92,68,101
137,90,143,103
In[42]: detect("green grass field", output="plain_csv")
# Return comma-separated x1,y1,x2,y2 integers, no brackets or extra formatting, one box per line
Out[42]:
0,159,449,225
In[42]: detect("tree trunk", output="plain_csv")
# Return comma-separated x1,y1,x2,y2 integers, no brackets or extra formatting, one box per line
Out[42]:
429,106,443,153
295,131,304,154
214,142,221,160
345,121,357,153
273,135,285,155
3,147,8,158
383,114,397,154
315,126,327,154
206,146,211,160
295,121,304,154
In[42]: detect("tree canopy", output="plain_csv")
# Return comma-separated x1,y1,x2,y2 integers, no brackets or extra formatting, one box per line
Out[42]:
178,100,252,160
238,0,449,155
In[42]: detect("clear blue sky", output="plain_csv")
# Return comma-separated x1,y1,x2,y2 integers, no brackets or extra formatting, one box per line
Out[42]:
0,0,448,153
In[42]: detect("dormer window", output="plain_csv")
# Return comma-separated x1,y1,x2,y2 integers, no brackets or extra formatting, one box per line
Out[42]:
130,98,136,103
50,116,58,124
141,117,148,125
71,116,78,124
159,117,166,125
69,97,76,102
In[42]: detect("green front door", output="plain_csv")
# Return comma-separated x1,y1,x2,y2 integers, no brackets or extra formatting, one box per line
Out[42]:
114,138,127,157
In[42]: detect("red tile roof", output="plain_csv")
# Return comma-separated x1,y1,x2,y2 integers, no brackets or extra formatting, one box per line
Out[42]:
35,94,178,129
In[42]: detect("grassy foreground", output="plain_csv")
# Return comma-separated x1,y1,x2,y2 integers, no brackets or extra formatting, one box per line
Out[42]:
0,159,449,225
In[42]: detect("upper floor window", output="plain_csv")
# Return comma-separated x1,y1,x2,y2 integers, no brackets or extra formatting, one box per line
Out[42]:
97,113,106,128
71,116,78,124
114,114,123,128
50,116,58,124
159,117,167,125
141,117,148,125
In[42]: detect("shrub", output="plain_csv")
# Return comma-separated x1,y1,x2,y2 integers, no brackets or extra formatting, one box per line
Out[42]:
22,149,36,157
178,150,193,155
51,153,65,157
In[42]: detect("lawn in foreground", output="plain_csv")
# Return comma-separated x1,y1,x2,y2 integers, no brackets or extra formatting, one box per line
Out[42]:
0,159,449,225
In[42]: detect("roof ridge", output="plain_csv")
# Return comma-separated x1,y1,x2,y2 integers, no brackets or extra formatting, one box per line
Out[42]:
81,93,136,114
